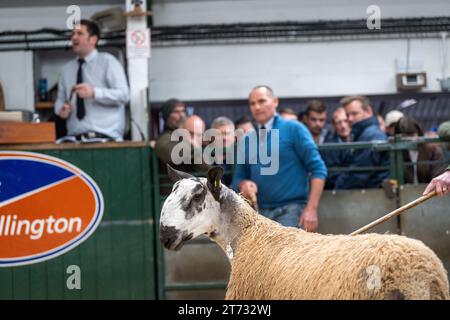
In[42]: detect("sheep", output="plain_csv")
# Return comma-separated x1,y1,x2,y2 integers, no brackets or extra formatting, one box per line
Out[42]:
159,165,450,300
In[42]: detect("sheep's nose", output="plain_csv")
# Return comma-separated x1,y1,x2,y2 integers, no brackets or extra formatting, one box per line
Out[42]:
160,224,180,249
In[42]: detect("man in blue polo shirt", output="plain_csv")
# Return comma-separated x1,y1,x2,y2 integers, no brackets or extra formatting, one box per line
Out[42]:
231,85,327,231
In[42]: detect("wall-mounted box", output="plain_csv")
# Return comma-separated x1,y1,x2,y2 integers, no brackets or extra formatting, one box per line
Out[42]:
439,78,450,92
396,72,427,92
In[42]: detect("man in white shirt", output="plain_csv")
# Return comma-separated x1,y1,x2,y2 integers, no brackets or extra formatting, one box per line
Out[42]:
55,19,129,141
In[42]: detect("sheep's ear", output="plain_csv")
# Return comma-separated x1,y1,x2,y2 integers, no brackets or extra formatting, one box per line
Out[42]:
207,166,224,201
167,164,194,182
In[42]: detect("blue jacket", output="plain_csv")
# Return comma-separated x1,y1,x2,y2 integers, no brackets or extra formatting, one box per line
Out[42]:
231,114,327,209
333,116,389,189
321,132,351,168
321,133,352,189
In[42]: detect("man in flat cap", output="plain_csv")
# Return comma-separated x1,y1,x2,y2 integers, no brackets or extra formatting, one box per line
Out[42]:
155,98,187,164
384,110,404,136
438,120,450,141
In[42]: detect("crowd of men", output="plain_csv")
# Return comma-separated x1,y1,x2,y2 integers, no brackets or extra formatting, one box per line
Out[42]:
154,86,449,231
155,92,448,188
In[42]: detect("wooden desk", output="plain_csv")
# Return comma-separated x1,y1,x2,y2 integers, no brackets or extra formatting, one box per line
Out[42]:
0,122,55,144
0,141,149,150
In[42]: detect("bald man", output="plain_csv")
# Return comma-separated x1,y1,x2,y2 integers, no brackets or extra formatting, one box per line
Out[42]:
183,115,206,149
321,107,352,189
331,107,351,142
158,114,210,173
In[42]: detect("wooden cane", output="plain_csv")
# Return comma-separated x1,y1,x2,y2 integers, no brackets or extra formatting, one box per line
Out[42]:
66,86,76,105
349,190,437,236
250,193,259,212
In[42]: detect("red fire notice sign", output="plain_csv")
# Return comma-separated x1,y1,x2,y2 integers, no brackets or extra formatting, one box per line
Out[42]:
0,151,104,267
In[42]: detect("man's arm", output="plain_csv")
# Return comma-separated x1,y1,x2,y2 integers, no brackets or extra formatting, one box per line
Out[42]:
54,73,67,116
292,123,328,182
292,123,327,231
93,57,129,105
300,178,325,232
155,134,179,164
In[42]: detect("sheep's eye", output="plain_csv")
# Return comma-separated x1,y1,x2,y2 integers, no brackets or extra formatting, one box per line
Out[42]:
192,194,202,201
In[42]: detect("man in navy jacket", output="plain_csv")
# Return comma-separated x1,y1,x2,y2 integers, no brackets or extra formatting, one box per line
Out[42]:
333,95,389,189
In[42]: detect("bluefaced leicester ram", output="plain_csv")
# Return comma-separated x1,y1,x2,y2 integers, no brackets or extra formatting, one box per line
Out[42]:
159,166,449,300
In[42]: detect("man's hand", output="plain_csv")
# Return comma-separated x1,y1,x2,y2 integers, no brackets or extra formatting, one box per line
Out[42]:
59,102,72,119
299,206,318,232
423,170,450,197
239,180,258,200
300,178,324,232
74,83,94,99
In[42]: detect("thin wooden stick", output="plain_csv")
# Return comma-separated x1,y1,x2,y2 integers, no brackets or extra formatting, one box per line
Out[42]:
250,193,259,212
350,190,437,236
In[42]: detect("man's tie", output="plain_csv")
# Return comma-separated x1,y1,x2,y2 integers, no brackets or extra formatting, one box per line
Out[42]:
76,58,85,120
259,125,267,142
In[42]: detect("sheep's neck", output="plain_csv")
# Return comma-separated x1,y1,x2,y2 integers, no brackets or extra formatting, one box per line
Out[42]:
215,188,258,255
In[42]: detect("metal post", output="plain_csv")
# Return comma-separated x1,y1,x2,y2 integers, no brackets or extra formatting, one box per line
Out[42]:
126,0,151,141
151,151,165,300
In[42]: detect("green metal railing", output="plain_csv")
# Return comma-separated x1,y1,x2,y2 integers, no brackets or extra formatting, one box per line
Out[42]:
319,136,449,184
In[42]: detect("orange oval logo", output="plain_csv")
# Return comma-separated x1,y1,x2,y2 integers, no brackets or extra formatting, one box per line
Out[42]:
0,151,103,267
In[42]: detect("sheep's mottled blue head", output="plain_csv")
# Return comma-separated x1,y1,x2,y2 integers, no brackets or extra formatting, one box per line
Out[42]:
159,165,224,251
